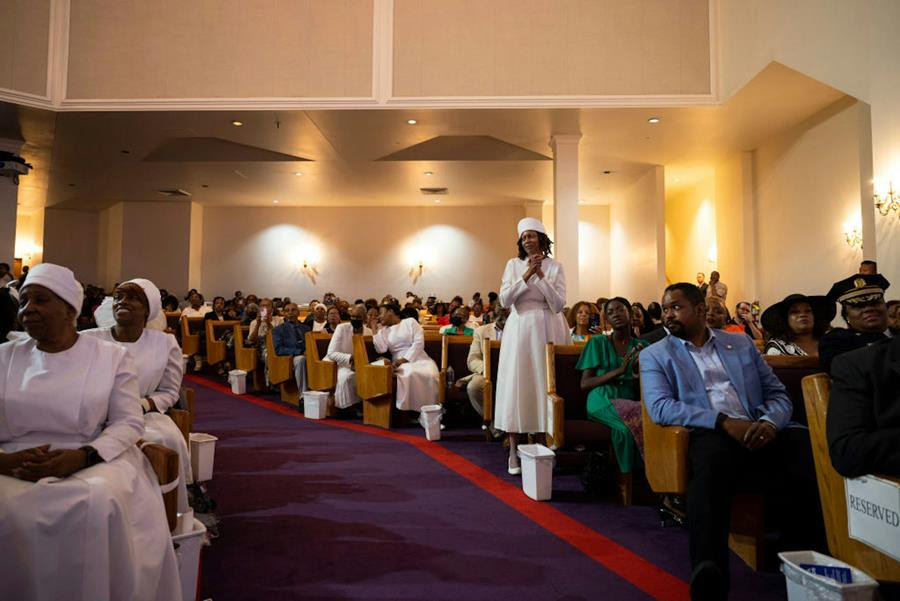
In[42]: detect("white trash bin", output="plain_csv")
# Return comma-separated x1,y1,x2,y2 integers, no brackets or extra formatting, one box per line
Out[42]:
172,517,207,601
419,404,443,441
228,369,247,394
517,444,556,501
189,433,218,482
182,354,190,373
779,550,878,601
302,391,331,419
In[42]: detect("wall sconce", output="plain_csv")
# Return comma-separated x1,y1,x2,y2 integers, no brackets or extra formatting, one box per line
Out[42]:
300,259,318,283
409,260,425,284
842,223,862,248
873,180,899,218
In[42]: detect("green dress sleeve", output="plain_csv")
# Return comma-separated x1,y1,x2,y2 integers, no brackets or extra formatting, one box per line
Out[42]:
575,335,612,371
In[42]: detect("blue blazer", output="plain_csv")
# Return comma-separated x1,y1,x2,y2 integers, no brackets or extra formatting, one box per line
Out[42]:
272,321,309,357
639,329,792,430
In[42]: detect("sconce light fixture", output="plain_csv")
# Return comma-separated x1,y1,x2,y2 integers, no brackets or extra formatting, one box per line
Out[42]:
293,245,321,283
409,260,425,284
842,223,862,248
874,179,899,218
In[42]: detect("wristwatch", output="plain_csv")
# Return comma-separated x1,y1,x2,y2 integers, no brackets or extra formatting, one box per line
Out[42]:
79,445,104,467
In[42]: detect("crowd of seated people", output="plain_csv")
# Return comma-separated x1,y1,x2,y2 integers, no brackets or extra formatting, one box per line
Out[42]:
3,258,899,601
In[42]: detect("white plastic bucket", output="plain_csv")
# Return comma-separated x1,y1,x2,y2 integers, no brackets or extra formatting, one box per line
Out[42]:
302,391,331,419
189,433,218,482
517,444,555,501
419,404,443,441
182,354,190,373
172,517,206,601
228,369,247,394
779,550,878,601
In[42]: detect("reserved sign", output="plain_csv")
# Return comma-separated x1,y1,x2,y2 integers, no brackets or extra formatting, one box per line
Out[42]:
845,475,900,561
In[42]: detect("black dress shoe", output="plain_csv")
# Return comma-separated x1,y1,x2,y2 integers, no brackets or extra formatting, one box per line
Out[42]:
690,561,726,601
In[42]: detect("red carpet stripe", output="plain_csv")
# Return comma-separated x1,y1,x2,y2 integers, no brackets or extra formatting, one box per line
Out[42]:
185,375,690,601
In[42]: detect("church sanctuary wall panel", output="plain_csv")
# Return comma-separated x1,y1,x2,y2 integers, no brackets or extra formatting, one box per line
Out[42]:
610,166,665,306
44,207,100,285
392,0,710,97
0,0,50,97
753,100,866,309
578,205,611,302
718,0,900,292
120,202,193,294
664,176,716,287
66,0,373,99
199,205,524,302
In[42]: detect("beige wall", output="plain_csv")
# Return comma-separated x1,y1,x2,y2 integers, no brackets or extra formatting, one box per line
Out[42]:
753,100,866,308
610,166,666,305
44,207,99,283
578,205,611,303
199,205,525,301
97,202,122,288
66,0,373,99
0,0,50,97
665,177,716,286
394,0,710,97
120,202,192,293
717,0,900,295
713,152,755,306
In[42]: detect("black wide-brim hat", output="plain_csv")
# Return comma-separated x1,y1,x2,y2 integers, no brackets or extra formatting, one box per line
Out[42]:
761,294,836,333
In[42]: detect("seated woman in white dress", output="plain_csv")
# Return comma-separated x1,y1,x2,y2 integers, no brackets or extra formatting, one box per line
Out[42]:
373,302,439,411
0,263,181,601
324,304,373,409
84,277,193,513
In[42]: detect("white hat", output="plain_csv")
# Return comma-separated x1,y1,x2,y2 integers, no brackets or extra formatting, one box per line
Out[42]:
123,278,162,323
517,217,546,237
22,263,84,312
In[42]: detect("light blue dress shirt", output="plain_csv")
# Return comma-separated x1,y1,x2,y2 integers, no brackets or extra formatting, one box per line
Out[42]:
674,329,751,420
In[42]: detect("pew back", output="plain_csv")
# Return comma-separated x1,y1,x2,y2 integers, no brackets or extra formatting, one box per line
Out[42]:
180,316,204,355
206,319,240,367
439,335,473,405
306,332,337,391
802,374,900,582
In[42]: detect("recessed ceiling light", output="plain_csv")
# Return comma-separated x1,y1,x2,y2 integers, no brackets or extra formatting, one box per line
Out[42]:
201,184,209,188
272,199,279,204
423,171,433,176
434,198,441,203
294,171,303,176
647,117,660,124
120,149,131,154
231,120,243,127
674,178,681,183
579,199,586,204
602,170,612,175
407,119,417,125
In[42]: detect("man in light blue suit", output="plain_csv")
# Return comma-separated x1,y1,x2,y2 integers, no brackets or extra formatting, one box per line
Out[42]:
640,283,823,601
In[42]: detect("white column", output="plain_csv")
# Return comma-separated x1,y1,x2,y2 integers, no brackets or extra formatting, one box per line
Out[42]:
550,134,582,304
0,140,27,268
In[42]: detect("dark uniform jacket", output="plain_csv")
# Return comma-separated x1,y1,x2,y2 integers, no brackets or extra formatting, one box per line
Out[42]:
817,327,890,374
827,336,900,478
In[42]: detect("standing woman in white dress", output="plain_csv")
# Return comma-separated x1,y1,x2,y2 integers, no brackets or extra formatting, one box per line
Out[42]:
373,302,439,412
0,263,181,601
495,218,570,474
84,277,193,513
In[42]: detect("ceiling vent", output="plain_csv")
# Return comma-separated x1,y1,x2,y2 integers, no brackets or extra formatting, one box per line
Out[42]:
420,187,448,195
156,188,192,197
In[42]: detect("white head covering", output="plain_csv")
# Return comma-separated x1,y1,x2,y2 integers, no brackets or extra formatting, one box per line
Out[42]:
94,277,166,331
21,263,84,312
517,217,546,237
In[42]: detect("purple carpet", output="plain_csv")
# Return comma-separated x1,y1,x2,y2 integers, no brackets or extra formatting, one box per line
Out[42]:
192,378,787,601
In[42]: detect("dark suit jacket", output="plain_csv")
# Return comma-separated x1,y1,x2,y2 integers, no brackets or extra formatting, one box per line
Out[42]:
818,327,889,374
827,336,900,478
273,320,309,357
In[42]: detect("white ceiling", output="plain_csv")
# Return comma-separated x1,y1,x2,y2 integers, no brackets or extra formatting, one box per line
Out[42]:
6,62,848,213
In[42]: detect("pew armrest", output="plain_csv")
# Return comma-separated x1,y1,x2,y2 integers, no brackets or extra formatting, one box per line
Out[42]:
140,443,179,532
353,335,393,400
641,402,690,494
166,408,191,446
546,392,565,450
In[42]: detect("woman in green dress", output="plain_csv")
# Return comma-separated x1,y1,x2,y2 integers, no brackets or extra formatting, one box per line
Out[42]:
576,297,647,473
